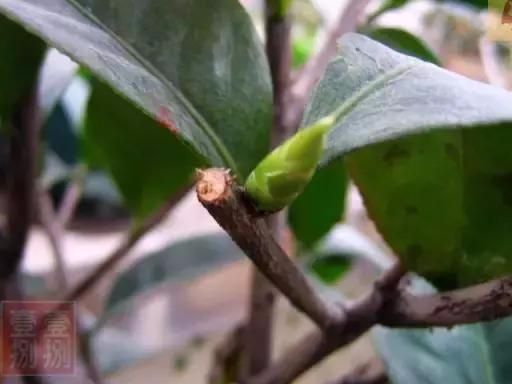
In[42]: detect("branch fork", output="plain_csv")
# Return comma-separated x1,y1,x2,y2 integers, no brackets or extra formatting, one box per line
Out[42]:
196,168,345,330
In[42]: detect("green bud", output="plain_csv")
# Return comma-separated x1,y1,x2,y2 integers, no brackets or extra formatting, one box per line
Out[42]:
244,115,335,212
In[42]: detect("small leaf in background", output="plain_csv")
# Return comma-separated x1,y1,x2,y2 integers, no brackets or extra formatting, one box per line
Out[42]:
440,0,488,9
366,27,441,65
303,34,512,288
0,14,45,119
367,0,410,23
96,234,244,330
0,0,272,177
83,80,202,219
309,252,352,285
288,159,347,248
292,32,316,68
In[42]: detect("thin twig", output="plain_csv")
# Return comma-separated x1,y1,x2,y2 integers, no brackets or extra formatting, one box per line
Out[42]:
2,87,40,280
37,182,104,383
63,186,189,303
285,0,372,131
37,188,69,290
57,164,87,227
35,186,190,349
196,169,345,331
241,0,293,377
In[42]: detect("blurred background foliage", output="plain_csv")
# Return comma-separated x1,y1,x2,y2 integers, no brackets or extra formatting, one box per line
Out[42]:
0,0,511,382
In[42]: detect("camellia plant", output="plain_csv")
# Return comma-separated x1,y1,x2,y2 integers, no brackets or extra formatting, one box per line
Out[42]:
1,0,512,383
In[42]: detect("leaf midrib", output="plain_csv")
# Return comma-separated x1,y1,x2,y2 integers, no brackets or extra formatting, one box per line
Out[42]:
67,0,239,174
331,63,414,139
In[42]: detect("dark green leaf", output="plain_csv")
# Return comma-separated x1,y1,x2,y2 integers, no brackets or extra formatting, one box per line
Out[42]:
0,0,272,178
83,80,202,218
367,0,410,22
0,14,45,119
366,28,441,65
303,34,512,288
375,317,512,384
439,0,488,9
309,252,351,285
288,159,347,248
97,234,244,329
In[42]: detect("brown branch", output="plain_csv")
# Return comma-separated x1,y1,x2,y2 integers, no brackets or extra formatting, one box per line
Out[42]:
63,186,189,303
2,87,47,384
248,263,405,384
380,274,512,327
1,87,40,280
35,186,190,355
196,168,344,331
251,265,512,384
37,188,69,290
241,1,293,377
285,0,372,131
57,164,86,227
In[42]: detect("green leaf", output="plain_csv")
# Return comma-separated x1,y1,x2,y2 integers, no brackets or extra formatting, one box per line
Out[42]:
83,80,202,219
367,0,410,22
96,234,244,330
0,0,272,178
292,32,316,69
303,34,512,288
440,0,488,9
308,252,352,285
0,14,45,119
288,159,347,248
374,318,512,384
365,28,441,65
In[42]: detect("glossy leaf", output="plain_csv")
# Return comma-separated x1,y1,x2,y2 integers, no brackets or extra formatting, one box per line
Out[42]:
83,82,201,217
375,318,512,384
366,27,441,65
83,80,202,218
0,0,272,178
288,159,347,248
304,34,512,288
0,14,45,119
96,234,244,330
308,252,352,285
